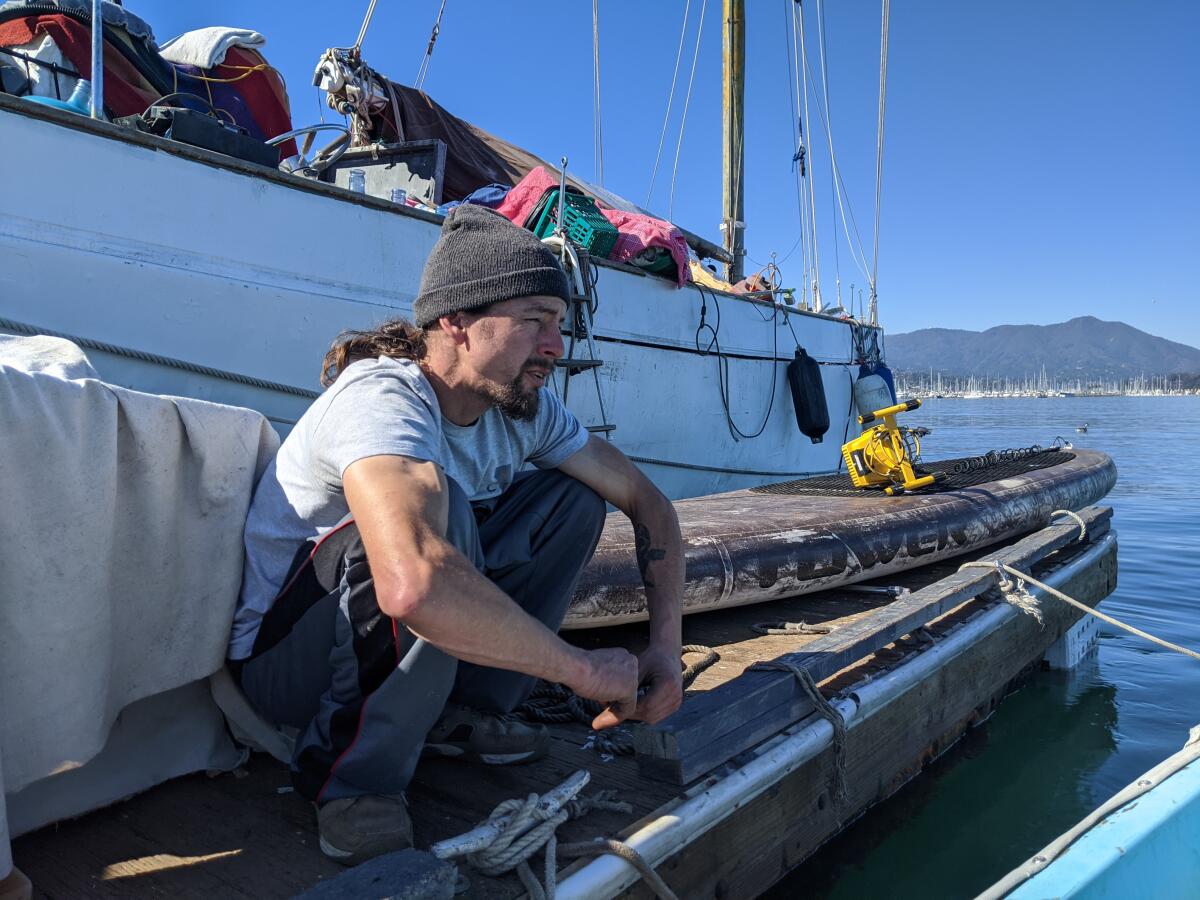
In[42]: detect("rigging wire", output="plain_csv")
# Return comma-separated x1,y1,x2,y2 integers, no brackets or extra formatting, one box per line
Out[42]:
814,0,844,305
795,1,823,310
414,0,449,90
592,0,604,185
811,0,868,285
870,0,891,325
669,0,708,218
646,0,693,207
780,0,811,289
790,10,814,302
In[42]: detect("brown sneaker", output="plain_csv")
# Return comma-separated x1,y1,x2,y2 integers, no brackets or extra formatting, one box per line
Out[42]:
317,794,413,867
423,704,550,765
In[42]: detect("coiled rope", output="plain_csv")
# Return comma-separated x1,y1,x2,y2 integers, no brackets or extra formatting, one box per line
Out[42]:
433,770,676,900
951,444,1061,475
962,510,1200,664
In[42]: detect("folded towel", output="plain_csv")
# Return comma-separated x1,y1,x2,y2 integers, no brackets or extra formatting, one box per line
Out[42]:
160,26,265,70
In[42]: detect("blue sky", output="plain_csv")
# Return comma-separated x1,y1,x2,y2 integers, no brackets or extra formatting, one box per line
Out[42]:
138,0,1199,345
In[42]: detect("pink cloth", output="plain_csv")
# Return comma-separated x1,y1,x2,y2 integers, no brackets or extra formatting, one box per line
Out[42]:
496,167,690,287
599,208,690,287
495,166,559,225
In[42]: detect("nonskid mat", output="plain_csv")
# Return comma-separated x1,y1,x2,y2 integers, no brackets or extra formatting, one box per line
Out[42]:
750,448,1076,497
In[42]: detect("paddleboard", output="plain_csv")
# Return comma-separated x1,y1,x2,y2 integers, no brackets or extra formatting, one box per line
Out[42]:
565,448,1116,628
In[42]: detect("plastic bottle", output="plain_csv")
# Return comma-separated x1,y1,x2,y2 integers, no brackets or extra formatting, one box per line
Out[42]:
390,188,408,205
348,169,366,194
25,78,92,115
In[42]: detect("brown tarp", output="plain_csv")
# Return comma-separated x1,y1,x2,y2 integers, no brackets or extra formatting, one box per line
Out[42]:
380,82,730,262
386,82,559,203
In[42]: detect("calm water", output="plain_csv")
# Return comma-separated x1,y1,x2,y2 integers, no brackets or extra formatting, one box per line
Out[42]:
777,396,1200,898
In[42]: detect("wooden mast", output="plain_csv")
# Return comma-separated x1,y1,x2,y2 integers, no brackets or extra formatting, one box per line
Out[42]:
722,0,746,283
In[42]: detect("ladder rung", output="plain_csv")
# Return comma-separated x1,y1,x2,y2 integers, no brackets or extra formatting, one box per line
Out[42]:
586,424,617,433
556,358,603,370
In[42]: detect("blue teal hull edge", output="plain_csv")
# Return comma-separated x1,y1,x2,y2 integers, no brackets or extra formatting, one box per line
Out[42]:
1007,757,1200,898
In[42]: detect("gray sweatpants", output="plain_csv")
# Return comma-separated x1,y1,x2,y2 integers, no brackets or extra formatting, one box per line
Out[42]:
238,469,606,802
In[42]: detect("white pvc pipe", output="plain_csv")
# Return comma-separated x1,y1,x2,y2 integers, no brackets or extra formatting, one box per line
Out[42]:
556,532,1116,899
90,0,103,118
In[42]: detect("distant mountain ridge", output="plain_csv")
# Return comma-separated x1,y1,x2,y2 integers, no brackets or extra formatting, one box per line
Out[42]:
886,316,1200,380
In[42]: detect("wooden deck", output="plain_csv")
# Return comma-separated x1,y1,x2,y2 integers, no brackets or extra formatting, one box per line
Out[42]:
11,513,1117,899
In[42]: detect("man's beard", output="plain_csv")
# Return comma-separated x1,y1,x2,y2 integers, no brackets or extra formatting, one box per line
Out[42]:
482,359,551,422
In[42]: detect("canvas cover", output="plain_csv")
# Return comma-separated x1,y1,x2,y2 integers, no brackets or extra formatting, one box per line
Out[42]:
381,82,726,263
0,338,279,864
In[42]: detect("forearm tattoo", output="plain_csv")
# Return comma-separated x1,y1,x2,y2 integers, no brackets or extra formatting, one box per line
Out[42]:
634,522,667,588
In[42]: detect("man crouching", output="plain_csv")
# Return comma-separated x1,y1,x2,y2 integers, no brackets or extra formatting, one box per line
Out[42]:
226,205,684,865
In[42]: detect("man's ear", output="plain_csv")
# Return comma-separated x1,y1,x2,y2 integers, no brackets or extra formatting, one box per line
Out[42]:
436,312,471,347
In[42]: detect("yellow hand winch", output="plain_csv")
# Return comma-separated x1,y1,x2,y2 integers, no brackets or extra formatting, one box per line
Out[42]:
841,398,937,495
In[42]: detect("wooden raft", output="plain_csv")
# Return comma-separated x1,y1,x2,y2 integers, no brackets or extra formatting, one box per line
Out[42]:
11,509,1116,899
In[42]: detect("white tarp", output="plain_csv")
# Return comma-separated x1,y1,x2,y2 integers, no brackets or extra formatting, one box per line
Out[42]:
0,337,279,872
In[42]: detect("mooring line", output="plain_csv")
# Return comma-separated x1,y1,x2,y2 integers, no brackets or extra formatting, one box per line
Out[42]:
750,659,849,808
962,558,1200,663
961,511,1197,663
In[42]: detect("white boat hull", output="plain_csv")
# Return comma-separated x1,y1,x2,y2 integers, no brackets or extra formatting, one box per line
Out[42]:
0,97,870,498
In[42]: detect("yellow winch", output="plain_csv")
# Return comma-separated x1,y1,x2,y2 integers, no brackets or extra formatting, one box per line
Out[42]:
841,398,937,495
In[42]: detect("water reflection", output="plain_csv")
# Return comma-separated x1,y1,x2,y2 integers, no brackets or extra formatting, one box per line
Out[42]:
770,396,1200,897
774,664,1118,898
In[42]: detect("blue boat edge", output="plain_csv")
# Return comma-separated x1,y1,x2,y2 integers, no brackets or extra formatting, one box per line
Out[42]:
981,725,1200,899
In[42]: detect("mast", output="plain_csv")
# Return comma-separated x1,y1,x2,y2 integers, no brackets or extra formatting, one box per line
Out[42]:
721,0,746,283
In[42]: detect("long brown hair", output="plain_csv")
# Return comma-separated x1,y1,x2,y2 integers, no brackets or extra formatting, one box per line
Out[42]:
320,318,430,387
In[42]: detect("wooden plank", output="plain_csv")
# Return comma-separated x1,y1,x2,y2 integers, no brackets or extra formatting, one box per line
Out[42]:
634,506,1112,784
615,540,1118,898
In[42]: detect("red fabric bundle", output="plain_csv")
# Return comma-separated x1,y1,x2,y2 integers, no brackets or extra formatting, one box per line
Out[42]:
0,14,158,116
497,167,691,286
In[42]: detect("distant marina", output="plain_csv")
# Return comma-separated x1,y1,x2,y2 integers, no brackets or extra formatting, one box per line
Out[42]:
895,370,1199,399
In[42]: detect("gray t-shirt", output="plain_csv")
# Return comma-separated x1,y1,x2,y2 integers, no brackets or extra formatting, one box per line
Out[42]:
228,355,587,660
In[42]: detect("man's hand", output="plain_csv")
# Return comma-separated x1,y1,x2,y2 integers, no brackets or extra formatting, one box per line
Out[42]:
634,643,684,724
567,647,640,730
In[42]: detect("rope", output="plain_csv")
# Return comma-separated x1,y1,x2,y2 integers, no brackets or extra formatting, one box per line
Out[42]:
680,644,720,685
516,646,720,756
751,659,848,806
693,285,778,441
414,0,449,90
175,63,272,85
646,0,692,206
1050,508,1087,544
812,0,872,285
0,315,320,400
869,0,891,325
668,0,708,218
794,0,822,309
959,560,1200,664
751,620,832,636
559,839,680,900
437,772,642,900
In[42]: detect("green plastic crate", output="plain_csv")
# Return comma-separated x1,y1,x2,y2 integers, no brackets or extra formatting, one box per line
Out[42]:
529,188,619,259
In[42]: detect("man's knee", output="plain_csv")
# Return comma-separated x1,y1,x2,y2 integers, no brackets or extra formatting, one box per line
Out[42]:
443,476,483,565
563,473,607,535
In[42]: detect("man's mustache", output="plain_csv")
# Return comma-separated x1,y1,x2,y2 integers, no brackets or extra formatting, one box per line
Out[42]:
523,360,553,376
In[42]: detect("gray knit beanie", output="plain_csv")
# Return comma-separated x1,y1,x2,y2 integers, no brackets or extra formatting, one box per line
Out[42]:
413,205,571,328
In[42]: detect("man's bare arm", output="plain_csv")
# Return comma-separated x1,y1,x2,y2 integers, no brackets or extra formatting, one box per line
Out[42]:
343,454,637,726
558,436,684,723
